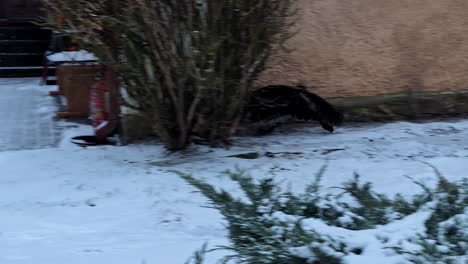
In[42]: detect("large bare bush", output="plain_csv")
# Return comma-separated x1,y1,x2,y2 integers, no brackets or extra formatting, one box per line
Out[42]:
42,0,297,150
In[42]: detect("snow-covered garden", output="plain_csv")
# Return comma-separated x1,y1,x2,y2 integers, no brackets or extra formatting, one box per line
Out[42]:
1,109,467,263
1,0,467,262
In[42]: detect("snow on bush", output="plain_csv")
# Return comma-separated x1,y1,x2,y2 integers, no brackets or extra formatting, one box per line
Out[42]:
397,177,468,264
179,166,468,264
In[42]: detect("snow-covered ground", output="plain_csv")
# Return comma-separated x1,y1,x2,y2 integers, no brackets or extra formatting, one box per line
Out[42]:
1,80,467,264
0,78,64,151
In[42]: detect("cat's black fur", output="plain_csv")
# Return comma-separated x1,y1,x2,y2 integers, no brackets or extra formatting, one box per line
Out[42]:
244,85,343,134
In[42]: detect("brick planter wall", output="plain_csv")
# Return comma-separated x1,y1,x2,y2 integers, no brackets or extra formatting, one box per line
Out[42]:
330,90,468,122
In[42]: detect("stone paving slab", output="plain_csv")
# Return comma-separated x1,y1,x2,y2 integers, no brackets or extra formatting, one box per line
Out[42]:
0,78,65,151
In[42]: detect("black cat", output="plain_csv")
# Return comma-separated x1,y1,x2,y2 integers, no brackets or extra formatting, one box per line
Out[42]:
244,85,343,134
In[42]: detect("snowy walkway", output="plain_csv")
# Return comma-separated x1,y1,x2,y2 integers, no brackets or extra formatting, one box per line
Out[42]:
0,78,64,151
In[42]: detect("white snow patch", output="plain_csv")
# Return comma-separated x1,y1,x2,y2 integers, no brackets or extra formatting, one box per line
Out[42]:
47,50,98,62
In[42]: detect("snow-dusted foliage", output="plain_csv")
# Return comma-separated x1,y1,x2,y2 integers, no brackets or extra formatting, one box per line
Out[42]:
180,168,468,264
398,178,468,264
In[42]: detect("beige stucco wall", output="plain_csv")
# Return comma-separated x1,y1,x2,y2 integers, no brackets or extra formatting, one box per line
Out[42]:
258,0,468,98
